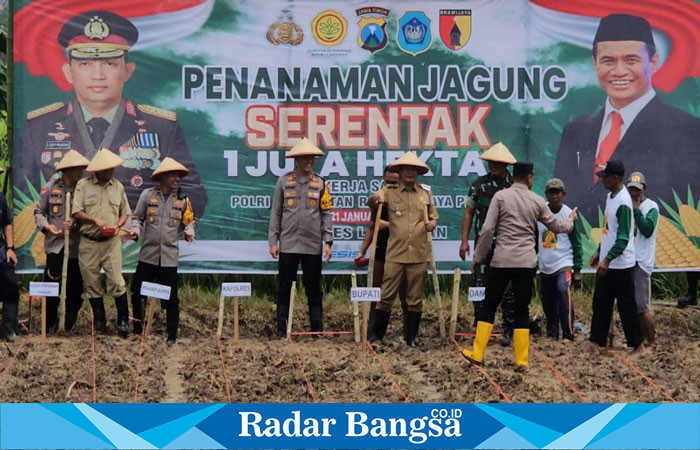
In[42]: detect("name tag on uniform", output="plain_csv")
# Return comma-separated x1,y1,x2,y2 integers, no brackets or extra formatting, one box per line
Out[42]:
468,287,485,302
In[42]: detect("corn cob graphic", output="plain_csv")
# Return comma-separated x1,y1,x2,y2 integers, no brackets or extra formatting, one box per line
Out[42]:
655,217,700,268
679,205,700,237
13,203,37,248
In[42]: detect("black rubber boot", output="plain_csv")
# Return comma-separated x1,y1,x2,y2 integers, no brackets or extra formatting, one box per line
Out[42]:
369,309,391,342
677,294,698,308
114,294,129,338
89,298,107,334
309,304,323,333
131,295,144,334
2,302,18,342
405,311,422,347
276,301,289,339
500,326,513,347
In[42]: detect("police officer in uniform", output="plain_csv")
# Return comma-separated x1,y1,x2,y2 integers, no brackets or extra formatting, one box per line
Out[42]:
72,149,131,337
34,150,89,333
128,157,195,345
17,10,206,217
0,165,20,341
367,152,439,347
459,142,517,345
268,138,333,338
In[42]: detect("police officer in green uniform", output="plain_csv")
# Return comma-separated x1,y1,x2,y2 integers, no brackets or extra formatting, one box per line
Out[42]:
268,138,333,338
34,150,90,333
459,142,517,345
17,10,206,218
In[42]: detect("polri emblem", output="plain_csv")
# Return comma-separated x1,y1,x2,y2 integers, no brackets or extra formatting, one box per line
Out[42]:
267,9,303,46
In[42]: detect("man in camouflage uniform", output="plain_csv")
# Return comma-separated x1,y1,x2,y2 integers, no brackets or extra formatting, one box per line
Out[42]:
34,150,89,333
268,138,333,338
128,157,195,345
16,10,206,218
459,142,517,345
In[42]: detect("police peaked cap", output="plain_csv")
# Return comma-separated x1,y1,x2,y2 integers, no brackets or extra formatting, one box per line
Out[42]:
59,10,139,59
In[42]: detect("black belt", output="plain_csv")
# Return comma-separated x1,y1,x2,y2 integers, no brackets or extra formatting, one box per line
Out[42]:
81,233,111,243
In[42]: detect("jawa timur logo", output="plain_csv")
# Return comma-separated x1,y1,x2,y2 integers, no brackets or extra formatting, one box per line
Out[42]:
267,8,303,46
356,7,389,54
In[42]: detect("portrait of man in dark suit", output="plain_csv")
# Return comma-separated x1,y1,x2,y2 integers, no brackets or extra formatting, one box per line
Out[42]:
554,13,700,222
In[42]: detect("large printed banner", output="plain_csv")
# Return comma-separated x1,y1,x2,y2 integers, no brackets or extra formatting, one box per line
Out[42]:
2,403,700,449
10,0,700,273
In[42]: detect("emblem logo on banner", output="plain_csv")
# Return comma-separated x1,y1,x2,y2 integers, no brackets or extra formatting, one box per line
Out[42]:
439,9,472,51
267,8,303,46
312,10,348,46
396,11,432,55
356,7,389,54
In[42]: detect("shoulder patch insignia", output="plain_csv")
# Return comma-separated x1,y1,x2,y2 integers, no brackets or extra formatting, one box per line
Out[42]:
420,183,431,192
137,104,177,121
27,103,64,120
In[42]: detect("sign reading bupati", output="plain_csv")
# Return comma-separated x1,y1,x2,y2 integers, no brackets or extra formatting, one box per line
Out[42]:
350,287,381,302
11,0,700,273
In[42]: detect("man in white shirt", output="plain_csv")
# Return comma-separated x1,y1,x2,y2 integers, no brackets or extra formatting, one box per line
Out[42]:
628,172,658,348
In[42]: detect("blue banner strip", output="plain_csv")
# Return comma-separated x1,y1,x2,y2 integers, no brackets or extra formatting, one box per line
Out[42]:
2,403,699,449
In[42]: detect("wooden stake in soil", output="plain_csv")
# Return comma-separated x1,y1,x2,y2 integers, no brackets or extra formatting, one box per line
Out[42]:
351,270,360,343
233,297,240,343
286,281,296,341
144,297,157,338
450,268,461,339
58,192,71,331
216,291,225,336
365,201,383,347
423,206,446,339
41,296,46,344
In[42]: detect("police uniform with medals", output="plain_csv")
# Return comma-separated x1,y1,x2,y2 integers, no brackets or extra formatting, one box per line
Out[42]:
368,152,439,347
17,10,207,218
465,143,517,344
34,150,89,333
268,139,333,337
130,157,195,345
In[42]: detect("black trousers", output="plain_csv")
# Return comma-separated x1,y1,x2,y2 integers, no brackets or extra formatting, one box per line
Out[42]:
590,267,641,347
473,262,516,330
476,267,536,329
686,272,699,298
0,260,19,305
131,262,179,339
44,252,84,331
276,252,323,333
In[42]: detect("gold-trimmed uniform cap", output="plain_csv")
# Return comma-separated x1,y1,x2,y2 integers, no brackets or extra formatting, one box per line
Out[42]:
151,157,189,180
56,149,90,171
58,10,139,59
389,151,429,175
86,148,124,172
286,137,325,158
479,142,517,164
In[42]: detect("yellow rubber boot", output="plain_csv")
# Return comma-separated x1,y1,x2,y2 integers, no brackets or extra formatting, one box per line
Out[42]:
462,321,493,365
514,328,529,368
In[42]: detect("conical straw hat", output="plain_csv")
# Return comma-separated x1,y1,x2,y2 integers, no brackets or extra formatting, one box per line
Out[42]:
479,142,516,164
151,157,189,180
389,151,429,175
55,150,90,171
86,148,124,172
286,137,325,158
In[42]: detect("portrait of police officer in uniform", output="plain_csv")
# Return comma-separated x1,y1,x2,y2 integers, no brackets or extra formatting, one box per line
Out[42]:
17,10,207,218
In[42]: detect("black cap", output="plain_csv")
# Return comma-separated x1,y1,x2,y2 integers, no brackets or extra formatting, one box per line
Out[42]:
513,162,534,178
58,10,138,59
596,159,625,178
593,14,655,50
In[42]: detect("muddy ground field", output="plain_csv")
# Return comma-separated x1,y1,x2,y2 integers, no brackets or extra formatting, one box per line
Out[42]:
0,288,698,404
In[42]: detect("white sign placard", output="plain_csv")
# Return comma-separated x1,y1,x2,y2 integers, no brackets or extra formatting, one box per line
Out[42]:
221,282,252,297
350,287,381,302
29,282,59,297
468,287,486,302
141,282,172,301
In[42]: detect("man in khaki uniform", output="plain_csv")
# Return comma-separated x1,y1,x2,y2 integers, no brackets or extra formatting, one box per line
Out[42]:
34,150,89,332
367,152,438,347
128,157,195,345
268,138,333,338
73,149,131,337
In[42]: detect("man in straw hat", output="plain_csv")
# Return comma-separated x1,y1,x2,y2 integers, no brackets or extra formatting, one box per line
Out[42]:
34,150,90,333
367,151,438,347
73,148,132,337
463,162,577,369
0,165,20,341
127,157,195,345
459,142,518,346
268,138,333,338
17,10,207,218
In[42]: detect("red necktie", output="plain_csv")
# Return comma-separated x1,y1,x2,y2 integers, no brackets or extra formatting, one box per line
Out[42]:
593,112,623,184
